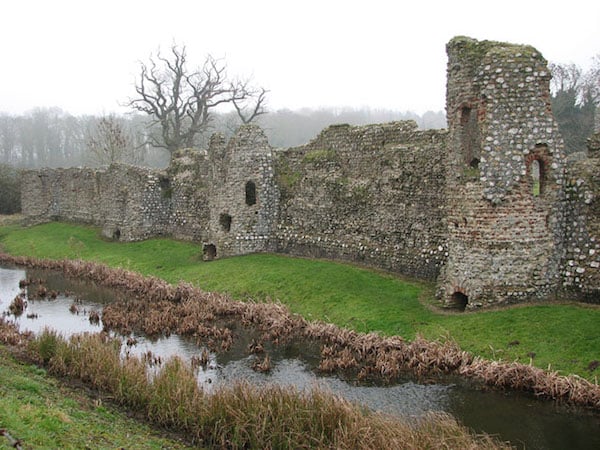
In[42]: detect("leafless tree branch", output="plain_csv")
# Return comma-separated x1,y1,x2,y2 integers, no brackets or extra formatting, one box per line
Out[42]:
128,44,267,156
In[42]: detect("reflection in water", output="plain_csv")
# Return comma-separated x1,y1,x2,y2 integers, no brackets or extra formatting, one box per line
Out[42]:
1,266,599,450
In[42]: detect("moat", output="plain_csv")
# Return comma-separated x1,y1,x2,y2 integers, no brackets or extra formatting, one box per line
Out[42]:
1,265,599,450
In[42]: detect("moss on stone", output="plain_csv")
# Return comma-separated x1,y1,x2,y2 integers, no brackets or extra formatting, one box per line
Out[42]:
302,149,338,164
274,159,302,201
447,36,542,70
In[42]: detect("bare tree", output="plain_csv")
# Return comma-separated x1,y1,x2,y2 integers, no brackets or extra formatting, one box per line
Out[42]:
582,54,600,106
86,115,140,166
128,45,267,156
549,62,582,96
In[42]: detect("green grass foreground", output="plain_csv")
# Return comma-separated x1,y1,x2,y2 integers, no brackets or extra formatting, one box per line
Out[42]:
0,348,193,449
1,221,599,380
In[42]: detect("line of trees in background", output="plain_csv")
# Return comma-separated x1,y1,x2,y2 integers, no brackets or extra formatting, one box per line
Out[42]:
550,56,599,154
0,107,444,214
0,107,446,170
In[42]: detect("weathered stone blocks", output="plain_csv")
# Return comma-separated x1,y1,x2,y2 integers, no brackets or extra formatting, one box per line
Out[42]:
19,37,600,307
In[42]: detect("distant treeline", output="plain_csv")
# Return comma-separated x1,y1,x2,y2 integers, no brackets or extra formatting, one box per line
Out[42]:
0,107,445,170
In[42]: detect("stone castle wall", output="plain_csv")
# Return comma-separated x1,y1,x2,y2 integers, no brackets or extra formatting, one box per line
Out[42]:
20,36,600,306
274,121,447,280
21,165,172,242
562,133,600,300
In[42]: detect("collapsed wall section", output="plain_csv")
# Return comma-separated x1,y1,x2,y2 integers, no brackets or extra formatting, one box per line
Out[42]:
274,121,448,280
203,125,280,259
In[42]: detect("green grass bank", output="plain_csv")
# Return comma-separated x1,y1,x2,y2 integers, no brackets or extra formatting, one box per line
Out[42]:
0,221,599,380
0,348,193,449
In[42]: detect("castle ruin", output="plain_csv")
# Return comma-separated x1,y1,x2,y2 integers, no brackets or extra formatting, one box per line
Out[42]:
21,37,600,308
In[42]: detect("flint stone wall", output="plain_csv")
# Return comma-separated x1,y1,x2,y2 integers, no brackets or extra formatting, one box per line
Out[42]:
19,36,600,306
440,37,568,306
21,165,172,242
562,133,600,300
274,121,447,280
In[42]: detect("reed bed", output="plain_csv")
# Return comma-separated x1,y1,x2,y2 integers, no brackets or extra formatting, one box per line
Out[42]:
1,252,599,410
0,316,29,346
22,330,510,449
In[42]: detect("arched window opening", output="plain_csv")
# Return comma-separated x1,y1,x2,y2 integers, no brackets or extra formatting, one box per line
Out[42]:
203,244,217,261
449,291,469,311
219,213,232,232
530,159,544,197
245,180,257,206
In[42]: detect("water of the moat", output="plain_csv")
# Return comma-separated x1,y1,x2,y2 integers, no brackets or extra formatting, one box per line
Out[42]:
1,266,598,450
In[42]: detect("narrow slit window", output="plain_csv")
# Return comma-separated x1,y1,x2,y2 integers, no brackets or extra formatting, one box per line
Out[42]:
245,181,257,206
530,159,542,197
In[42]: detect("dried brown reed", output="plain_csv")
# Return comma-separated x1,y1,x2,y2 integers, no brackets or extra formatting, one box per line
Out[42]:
88,310,100,325
1,252,599,410
35,285,48,298
247,338,264,354
22,330,511,449
251,354,272,373
190,348,211,370
8,294,26,316
460,357,600,408
0,317,28,346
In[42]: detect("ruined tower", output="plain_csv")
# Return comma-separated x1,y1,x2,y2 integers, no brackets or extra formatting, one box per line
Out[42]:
202,125,280,259
439,36,567,308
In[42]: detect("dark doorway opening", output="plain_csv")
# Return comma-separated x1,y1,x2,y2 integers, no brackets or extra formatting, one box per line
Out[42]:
113,229,121,240
449,291,469,311
203,244,217,261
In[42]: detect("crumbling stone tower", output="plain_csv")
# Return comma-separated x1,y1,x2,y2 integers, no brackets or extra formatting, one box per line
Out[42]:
202,125,280,259
440,36,567,308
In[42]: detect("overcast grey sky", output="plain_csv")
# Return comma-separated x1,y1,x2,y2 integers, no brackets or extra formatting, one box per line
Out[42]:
1,0,598,116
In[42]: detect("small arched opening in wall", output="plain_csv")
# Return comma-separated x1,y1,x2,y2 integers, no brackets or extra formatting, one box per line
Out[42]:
203,243,217,261
448,291,469,311
526,145,549,198
112,228,121,241
245,180,257,206
219,213,232,232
